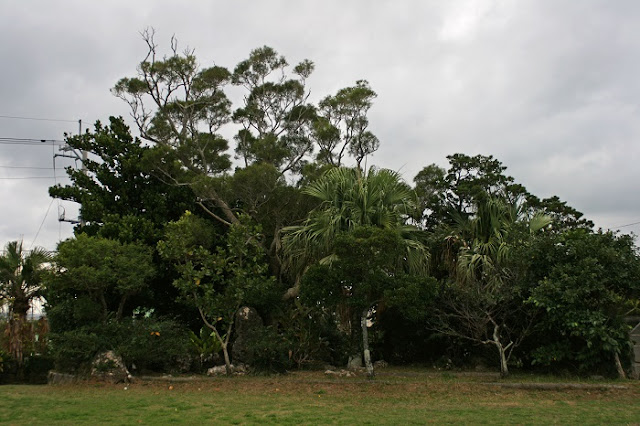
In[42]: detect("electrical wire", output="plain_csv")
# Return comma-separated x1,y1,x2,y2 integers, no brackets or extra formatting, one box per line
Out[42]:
0,141,64,146
0,165,55,169
0,176,67,180
612,220,640,229
29,198,55,250
0,114,77,123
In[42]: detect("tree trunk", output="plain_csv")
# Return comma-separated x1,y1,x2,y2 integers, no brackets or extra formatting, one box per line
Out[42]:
614,351,627,379
116,293,130,322
497,343,509,378
361,308,374,378
9,313,25,367
490,321,509,378
222,343,232,376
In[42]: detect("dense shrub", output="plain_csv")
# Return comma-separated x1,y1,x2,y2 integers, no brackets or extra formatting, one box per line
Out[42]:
241,327,292,374
49,318,191,374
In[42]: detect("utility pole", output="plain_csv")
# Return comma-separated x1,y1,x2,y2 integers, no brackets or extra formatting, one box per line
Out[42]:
54,119,87,225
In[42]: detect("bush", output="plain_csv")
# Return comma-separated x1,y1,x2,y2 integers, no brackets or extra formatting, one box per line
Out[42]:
23,355,55,384
243,327,292,374
50,318,192,374
116,318,191,373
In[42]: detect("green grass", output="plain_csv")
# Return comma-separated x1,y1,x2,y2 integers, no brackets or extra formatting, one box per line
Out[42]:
1,369,639,424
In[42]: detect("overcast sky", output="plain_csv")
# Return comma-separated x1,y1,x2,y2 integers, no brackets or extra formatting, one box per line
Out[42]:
2,0,640,251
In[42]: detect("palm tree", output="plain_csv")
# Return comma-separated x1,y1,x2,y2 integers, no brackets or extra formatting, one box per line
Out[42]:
0,240,51,367
282,166,429,377
283,167,429,276
442,197,550,377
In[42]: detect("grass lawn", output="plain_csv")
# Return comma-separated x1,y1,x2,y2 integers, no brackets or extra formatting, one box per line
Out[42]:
1,369,639,424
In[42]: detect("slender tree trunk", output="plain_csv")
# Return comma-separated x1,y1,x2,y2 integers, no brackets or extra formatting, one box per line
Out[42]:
100,292,109,323
497,343,509,378
197,305,234,376
614,351,627,379
490,321,509,378
116,293,131,322
221,343,232,376
361,308,374,378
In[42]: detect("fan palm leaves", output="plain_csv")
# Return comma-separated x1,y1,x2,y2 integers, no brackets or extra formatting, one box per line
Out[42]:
282,166,428,277
0,240,51,366
448,197,551,287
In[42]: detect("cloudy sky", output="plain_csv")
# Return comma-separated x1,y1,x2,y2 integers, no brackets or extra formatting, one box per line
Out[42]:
1,0,640,251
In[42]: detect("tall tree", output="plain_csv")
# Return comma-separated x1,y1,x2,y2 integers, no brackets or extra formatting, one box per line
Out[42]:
49,116,197,244
434,196,551,377
527,230,640,377
414,153,592,235
113,30,380,229
314,80,379,170
283,167,429,375
0,240,51,367
49,117,201,319
158,212,276,375
232,46,316,174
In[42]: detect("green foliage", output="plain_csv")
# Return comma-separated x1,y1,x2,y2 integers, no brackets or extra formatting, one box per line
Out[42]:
283,167,428,278
241,326,292,374
49,117,195,244
301,228,405,309
48,329,102,372
301,227,434,364
158,212,276,325
189,327,223,363
414,154,589,233
0,241,51,318
316,80,379,169
279,302,348,368
47,234,155,324
49,318,190,373
527,230,640,373
47,117,199,322
432,196,550,376
158,211,277,373
0,241,51,368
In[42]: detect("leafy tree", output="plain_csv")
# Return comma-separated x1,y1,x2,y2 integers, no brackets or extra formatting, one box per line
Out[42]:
232,46,316,174
414,154,522,227
524,195,593,233
414,154,588,233
0,241,51,367
283,167,430,375
47,234,155,326
215,163,318,280
113,31,379,229
527,230,640,377
49,116,196,244
302,227,433,377
49,117,201,320
315,80,379,169
283,167,429,297
158,212,276,375
434,197,551,377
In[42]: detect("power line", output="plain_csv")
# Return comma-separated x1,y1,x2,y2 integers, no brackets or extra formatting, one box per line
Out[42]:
613,220,640,229
0,137,63,141
0,137,64,145
0,176,68,180
0,114,77,123
0,165,55,170
0,141,64,146
29,198,55,250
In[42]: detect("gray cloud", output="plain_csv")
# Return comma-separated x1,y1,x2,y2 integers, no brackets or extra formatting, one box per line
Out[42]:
2,0,640,250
